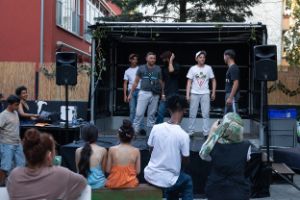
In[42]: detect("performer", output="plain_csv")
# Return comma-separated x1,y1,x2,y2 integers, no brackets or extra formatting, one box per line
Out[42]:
15,86,39,124
200,112,251,200
186,51,216,138
123,54,143,127
128,52,164,135
156,51,180,124
224,49,239,114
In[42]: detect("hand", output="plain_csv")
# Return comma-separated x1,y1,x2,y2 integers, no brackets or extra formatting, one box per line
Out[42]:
127,94,132,102
33,114,40,118
210,120,221,133
211,93,216,101
161,95,166,101
226,96,233,105
170,53,175,62
124,95,128,103
186,95,190,102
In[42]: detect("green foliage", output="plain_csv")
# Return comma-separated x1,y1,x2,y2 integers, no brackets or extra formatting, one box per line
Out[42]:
285,0,300,67
101,0,261,22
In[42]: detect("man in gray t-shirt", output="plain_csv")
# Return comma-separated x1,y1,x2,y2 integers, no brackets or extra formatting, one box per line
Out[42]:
0,95,25,185
128,52,164,135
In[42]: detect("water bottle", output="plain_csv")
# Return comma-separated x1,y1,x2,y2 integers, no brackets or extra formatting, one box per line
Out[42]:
72,110,78,126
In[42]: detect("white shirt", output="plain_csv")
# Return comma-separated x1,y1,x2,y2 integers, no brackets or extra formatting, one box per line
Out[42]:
186,64,215,94
144,122,190,188
123,66,140,90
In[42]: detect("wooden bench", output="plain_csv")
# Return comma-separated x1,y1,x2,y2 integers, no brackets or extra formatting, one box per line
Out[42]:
272,163,295,182
92,184,162,200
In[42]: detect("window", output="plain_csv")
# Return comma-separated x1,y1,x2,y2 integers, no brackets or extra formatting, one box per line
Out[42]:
84,0,105,42
56,0,80,35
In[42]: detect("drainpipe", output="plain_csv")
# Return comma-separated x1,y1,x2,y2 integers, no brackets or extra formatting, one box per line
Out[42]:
37,0,45,100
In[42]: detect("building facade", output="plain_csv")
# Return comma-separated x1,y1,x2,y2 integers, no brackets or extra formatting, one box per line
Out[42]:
0,0,120,101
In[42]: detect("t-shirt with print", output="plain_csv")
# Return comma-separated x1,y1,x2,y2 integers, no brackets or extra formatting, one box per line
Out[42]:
186,64,215,95
144,122,190,188
136,64,162,94
225,64,240,96
0,109,20,144
162,62,180,96
123,66,141,91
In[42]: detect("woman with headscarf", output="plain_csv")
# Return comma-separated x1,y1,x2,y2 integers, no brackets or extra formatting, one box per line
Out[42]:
199,112,251,200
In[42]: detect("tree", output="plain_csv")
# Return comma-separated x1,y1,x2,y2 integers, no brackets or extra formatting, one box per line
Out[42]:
284,0,300,67
106,0,261,22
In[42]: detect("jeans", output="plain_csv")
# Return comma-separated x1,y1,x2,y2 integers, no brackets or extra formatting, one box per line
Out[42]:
224,93,239,114
164,172,194,200
188,93,210,135
133,90,159,135
129,89,141,123
0,143,25,173
156,100,166,124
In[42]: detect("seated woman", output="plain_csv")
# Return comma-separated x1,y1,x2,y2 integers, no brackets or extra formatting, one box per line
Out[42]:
105,119,140,188
15,86,39,124
199,112,251,200
75,124,107,189
7,128,87,200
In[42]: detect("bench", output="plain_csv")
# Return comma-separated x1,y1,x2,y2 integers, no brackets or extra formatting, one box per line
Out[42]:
272,163,295,182
92,184,162,200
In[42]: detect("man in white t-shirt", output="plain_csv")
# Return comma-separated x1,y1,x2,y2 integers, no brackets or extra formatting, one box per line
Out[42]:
144,95,193,200
123,54,143,124
186,51,216,138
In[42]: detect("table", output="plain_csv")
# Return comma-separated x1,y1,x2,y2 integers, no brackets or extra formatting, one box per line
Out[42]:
20,124,82,146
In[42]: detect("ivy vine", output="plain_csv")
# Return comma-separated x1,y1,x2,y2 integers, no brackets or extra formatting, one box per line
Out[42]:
268,79,300,96
92,27,107,80
40,63,91,80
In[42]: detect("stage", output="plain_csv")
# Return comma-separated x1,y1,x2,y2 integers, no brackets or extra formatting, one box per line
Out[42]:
60,134,270,197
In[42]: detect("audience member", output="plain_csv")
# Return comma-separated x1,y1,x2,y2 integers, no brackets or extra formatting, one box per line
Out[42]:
75,124,107,189
105,119,140,188
0,93,4,112
199,112,251,200
7,128,87,199
144,95,193,200
0,95,25,186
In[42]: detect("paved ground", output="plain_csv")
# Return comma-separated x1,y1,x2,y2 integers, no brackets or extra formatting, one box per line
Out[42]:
251,174,300,200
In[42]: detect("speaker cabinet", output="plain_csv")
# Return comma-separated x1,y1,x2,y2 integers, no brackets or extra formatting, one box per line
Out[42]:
56,52,77,85
253,45,277,81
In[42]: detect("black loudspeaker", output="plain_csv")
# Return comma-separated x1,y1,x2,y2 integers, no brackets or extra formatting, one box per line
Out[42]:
253,45,278,81
56,52,77,85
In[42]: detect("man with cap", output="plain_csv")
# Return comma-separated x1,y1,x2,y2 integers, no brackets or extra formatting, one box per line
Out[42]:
186,50,216,138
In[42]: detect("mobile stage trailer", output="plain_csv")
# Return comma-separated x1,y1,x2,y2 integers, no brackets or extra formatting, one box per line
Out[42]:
89,22,267,133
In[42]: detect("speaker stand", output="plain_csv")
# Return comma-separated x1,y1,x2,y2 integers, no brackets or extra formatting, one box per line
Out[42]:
65,84,69,129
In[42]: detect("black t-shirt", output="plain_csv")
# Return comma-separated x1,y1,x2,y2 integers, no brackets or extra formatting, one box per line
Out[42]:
162,62,180,96
225,64,240,95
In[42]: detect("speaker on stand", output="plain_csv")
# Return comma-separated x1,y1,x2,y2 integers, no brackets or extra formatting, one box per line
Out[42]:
56,52,78,128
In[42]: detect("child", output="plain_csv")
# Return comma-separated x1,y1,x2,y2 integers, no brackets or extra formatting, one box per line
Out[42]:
75,124,107,189
105,119,140,188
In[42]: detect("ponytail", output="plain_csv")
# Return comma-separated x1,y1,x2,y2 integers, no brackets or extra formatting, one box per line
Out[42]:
78,142,92,178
